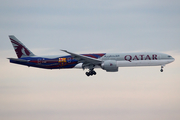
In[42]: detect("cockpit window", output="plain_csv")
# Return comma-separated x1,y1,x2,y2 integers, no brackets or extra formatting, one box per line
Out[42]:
168,55,171,58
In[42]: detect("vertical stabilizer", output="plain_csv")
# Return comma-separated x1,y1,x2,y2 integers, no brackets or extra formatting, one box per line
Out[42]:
9,35,35,58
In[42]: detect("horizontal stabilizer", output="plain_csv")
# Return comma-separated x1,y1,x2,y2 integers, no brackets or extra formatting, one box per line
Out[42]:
8,58,30,63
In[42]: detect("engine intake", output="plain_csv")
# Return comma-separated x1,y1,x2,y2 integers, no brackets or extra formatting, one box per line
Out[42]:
101,60,118,72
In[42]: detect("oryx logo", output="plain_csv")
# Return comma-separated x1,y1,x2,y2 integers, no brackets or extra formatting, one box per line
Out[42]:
10,38,30,58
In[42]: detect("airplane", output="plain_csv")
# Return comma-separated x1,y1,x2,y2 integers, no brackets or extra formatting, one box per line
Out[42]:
8,35,175,76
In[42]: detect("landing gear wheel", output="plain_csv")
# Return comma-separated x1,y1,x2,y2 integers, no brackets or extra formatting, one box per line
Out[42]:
89,71,93,76
85,70,97,76
93,71,96,75
86,72,90,76
91,70,96,75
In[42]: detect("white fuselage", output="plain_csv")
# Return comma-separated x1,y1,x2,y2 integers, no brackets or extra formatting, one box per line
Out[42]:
74,52,175,68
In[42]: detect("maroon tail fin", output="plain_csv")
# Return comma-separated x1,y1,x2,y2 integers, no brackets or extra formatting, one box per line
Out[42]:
9,35,35,58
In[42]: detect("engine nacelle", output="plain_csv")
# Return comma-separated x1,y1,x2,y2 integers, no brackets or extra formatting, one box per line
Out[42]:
101,60,118,72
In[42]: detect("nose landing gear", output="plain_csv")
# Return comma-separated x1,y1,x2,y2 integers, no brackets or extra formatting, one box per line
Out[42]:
160,66,164,72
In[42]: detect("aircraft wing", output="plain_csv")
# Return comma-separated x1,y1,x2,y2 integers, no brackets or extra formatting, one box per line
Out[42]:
61,50,102,65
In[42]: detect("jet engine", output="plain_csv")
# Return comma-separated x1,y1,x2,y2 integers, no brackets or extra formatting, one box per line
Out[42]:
101,60,118,72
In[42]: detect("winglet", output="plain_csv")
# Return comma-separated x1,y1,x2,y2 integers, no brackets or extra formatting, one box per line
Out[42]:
60,49,68,53
60,49,72,55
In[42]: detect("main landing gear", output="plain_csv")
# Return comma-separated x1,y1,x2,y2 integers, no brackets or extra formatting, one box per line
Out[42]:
85,69,96,76
160,66,163,72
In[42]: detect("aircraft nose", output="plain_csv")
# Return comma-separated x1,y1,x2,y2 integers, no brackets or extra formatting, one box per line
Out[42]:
172,57,175,62
170,56,175,63
167,54,175,63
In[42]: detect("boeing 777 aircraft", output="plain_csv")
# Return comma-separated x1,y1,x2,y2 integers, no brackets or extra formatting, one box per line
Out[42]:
8,35,175,76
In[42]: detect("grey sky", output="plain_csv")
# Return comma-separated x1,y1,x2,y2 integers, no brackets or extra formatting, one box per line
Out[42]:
0,0,180,120
1,0,180,53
